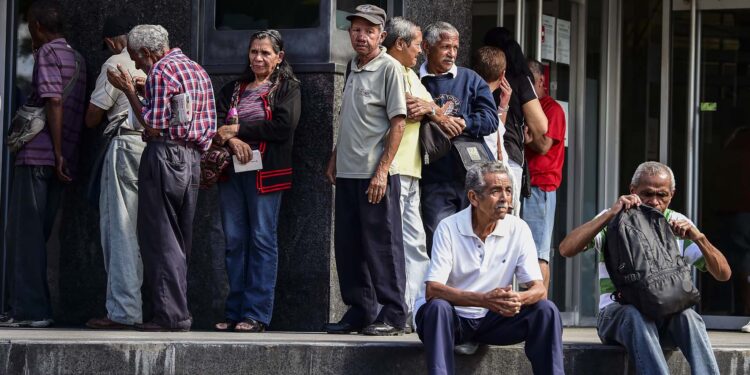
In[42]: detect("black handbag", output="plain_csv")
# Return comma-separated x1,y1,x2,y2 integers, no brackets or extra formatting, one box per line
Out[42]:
452,134,492,176
418,119,451,165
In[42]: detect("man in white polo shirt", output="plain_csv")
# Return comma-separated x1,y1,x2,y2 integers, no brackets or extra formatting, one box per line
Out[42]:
415,162,563,375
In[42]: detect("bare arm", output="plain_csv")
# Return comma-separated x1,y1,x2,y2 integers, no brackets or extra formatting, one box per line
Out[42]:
367,115,405,204
325,147,337,185
425,281,489,308
46,97,72,182
85,103,107,128
426,281,542,317
107,65,159,138
518,280,547,306
670,220,732,281
522,99,550,154
559,194,642,257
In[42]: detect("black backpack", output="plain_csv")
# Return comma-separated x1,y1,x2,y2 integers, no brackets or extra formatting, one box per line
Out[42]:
603,205,701,320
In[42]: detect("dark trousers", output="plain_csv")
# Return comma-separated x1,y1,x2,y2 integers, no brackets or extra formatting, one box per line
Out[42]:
137,141,200,329
421,181,468,256
416,298,564,375
334,176,407,328
4,166,61,320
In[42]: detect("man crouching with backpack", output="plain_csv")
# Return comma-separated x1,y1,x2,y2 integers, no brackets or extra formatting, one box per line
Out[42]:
559,161,731,375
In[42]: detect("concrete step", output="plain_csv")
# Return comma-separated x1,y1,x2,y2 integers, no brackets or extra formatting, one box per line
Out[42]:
1,328,748,374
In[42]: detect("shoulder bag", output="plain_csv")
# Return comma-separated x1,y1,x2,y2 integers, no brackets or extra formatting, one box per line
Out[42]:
7,55,81,153
200,81,245,189
452,134,493,178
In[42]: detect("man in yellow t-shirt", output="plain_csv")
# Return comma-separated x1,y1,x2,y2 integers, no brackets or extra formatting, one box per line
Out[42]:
384,17,444,331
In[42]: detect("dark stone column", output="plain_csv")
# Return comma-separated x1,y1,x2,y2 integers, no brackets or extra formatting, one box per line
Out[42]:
404,0,474,68
272,70,347,330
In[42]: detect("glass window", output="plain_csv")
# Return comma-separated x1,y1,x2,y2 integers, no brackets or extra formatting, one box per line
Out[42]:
215,0,321,30
336,0,387,30
15,1,34,106
618,0,663,191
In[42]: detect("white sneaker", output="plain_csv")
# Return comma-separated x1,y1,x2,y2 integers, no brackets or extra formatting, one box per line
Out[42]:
29,318,54,328
454,341,480,355
741,321,750,333
0,313,53,328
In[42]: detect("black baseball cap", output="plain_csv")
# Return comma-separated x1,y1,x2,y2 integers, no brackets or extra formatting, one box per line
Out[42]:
102,15,133,49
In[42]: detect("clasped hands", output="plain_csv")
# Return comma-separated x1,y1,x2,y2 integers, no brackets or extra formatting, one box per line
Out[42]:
406,94,465,138
484,286,522,317
214,124,253,164
106,64,145,97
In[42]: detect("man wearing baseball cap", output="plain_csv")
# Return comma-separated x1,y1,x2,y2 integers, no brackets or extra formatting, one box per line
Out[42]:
324,4,409,336
84,15,147,330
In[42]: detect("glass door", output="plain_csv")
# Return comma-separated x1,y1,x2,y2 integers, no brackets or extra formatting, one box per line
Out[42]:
673,1,750,329
694,7,750,328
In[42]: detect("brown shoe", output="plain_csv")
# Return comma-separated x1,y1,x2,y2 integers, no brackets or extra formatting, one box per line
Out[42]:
86,317,133,330
135,321,190,332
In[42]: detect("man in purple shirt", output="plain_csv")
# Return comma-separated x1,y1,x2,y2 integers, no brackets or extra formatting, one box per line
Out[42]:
1,0,86,328
108,24,216,332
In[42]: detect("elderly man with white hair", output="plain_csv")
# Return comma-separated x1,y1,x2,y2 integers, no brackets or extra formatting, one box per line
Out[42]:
108,24,216,332
324,4,408,336
560,161,732,375
416,161,563,375
383,16,447,332
414,21,499,256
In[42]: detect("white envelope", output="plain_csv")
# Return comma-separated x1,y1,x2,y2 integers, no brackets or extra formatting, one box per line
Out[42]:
232,150,262,172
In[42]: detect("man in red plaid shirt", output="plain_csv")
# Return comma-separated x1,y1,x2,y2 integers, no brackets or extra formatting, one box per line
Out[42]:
108,24,216,332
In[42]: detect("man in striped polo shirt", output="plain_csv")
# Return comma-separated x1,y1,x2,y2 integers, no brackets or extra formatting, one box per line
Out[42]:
559,161,731,375
1,0,86,328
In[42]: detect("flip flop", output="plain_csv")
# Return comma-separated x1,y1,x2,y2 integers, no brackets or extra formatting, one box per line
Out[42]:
214,320,237,332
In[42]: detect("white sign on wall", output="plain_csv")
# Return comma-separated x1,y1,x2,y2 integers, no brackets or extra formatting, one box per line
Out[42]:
541,15,556,62
556,19,571,65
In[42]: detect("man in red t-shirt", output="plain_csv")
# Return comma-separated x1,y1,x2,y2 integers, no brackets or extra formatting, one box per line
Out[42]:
521,59,566,290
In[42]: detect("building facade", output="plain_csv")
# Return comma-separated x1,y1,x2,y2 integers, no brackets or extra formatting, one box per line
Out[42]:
0,0,747,330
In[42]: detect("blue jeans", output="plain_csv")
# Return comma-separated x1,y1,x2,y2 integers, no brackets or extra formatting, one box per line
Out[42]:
597,303,720,375
521,187,556,261
100,135,145,325
421,181,468,256
219,170,283,325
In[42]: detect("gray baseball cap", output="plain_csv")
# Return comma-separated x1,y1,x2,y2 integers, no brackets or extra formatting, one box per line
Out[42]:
346,4,387,26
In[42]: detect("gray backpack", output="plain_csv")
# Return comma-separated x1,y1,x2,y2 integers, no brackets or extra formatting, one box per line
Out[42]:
604,205,701,320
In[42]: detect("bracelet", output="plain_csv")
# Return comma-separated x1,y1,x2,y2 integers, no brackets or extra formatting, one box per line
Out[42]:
430,106,437,116
498,105,510,113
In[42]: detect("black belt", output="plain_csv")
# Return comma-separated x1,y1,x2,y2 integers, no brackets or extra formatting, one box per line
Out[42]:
149,136,200,150
117,128,142,137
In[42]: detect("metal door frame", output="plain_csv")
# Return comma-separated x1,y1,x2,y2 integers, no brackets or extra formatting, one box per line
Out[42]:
678,0,750,330
0,0,13,313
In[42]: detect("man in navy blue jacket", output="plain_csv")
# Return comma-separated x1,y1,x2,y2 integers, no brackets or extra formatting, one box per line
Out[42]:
413,21,499,255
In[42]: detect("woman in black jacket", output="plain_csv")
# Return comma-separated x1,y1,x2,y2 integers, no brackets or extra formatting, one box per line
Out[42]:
212,30,301,332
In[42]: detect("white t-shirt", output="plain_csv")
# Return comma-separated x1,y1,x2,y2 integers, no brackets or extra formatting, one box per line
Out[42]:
484,115,509,162
414,206,542,320
90,48,146,132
